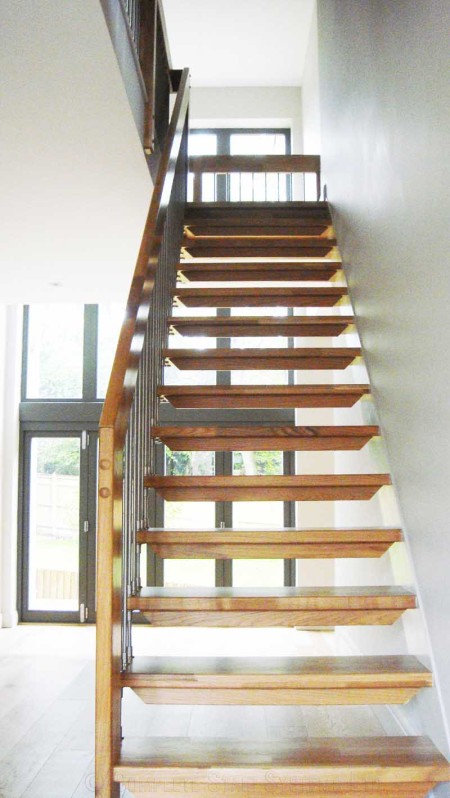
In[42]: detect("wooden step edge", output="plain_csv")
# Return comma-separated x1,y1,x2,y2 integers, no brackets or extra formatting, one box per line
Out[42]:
151,425,379,452
157,384,371,409
145,473,391,502
181,233,337,245
129,587,417,611
121,655,432,688
137,527,402,559
172,287,347,296
137,527,403,543
168,317,354,334
137,527,403,544
162,347,362,358
177,259,341,267
145,474,392,487
182,237,337,246
151,424,379,435
157,385,371,396
114,735,450,788
122,655,431,706
186,200,331,208
168,315,354,325
183,224,334,232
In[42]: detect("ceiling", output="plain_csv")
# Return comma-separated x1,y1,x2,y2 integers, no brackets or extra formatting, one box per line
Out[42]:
162,0,316,87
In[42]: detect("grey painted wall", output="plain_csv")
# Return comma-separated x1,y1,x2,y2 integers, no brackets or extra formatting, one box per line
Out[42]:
317,0,450,776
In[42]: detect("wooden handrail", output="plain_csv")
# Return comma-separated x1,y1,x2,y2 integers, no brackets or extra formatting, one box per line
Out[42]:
95,67,190,798
101,67,189,438
189,154,320,173
190,154,321,202
139,0,174,157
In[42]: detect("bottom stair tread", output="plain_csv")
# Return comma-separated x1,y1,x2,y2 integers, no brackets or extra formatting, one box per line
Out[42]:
115,735,450,794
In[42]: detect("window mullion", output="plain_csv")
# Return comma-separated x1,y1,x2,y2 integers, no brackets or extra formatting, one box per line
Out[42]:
82,305,98,401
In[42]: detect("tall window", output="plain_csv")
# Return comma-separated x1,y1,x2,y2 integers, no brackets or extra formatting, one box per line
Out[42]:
188,127,291,202
19,303,123,623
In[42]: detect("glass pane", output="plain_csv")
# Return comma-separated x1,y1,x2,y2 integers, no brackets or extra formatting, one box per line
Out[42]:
233,558,284,587
28,437,80,611
164,558,216,588
189,134,217,156
188,134,217,202
164,448,215,586
232,450,284,586
230,133,287,155
26,305,84,398
97,303,125,398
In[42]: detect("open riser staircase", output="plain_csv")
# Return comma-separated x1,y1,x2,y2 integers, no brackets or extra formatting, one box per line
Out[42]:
95,70,450,798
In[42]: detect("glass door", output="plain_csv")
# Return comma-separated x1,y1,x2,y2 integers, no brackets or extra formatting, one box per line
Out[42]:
21,431,97,623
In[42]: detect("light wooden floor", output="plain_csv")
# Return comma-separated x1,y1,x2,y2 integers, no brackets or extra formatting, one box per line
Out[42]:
0,625,396,798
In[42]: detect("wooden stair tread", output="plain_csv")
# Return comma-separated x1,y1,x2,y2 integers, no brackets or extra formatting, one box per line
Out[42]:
163,347,361,370
182,244,337,258
169,316,353,337
184,211,331,226
130,585,414,628
138,526,402,543
145,473,391,501
173,286,347,307
114,735,450,785
130,585,415,608
121,655,431,705
183,236,337,247
186,200,331,211
139,525,401,560
122,654,431,686
152,424,378,451
177,260,341,282
184,224,332,237
158,384,371,408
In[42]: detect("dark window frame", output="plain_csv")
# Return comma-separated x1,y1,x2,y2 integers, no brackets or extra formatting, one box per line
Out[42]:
18,304,105,623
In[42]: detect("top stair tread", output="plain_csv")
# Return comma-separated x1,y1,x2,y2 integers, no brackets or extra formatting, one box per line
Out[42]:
185,200,331,217
115,735,450,781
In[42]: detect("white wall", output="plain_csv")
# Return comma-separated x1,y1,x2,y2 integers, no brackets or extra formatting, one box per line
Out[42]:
301,2,322,199
0,307,23,628
301,1,321,154
317,0,450,779
190,87,303,154
1,0,152,304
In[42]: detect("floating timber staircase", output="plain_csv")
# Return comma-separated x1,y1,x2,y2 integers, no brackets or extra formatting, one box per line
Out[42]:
96,103,450,798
